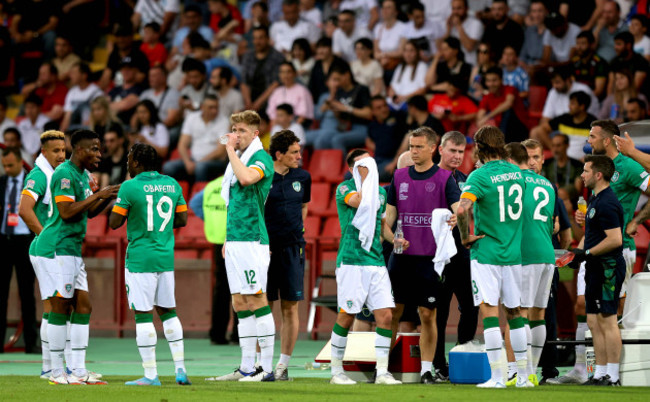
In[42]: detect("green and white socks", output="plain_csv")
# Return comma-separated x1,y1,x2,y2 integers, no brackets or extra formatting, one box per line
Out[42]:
70,312,90,377
237,307,276,374
508,317,529,379
483,317,503,382
530,320,546,371
41,313,50,373
47,312,69,377
135,313,158,379
237,310,257,373
161,310,186,373
375,327,392,376
254,306,275,373
330,323,348,376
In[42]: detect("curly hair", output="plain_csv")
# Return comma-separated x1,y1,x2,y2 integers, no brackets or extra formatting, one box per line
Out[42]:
269,130,300,161
130,143,159,172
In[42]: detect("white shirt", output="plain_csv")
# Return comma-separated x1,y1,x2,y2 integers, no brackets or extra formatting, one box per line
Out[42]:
270,19,320,53
373,21,407,53
207,87,245,119
0,117,17,143
271,122,306,145
450,16,484,66
180,111,230,161
333,25,373,62
63,83,103,124
542,81,600,119
404,19,445,56
389,61,428,96
351,59,383,90
17,114,50,155
140,86,181,122
300,7,322,28
420,0,451,24
542,23,581,63
634,36,650,57
134,0,180,36
341,0,378,29
139,123,169,149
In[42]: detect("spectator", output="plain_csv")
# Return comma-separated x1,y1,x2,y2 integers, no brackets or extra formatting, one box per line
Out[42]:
594,0,627,63
365,95,407,181
541,65,600,123
541,12,581,64
351,37,385,96
420,0,452,24
425,37,472,93
305,62,372,154
266,62,314,126
404,2,444,61
291,38,315,86
428,75,478,134
481,0,524,60
373,0,407,74
0,98,16,140
109,57,146,124
405,94,445,137
186,34,241,83
208,0,244,42
501,45,529,98
599,68,648,123
608,31,650,96
300,0,322,28
208,67,244,119
387,40,428,110
131,99,170,158
630,14,650,61
309,38,344,102
163,95,230,181
171,5,214,58
98,124,129,188
89,96,121,141
332,9,371,62
140,65,182,130
477,67,529,142
20,62,68,123
241,26,285,111
270,0,320,56
100,24,150,90
271,103,306,144
445,0,484,66
559,0,604,31
571,30,609,99
2,129,34,166
132,0,180,40
508,0,531,24
625,97,648,122
531,91,596,157
244,0,271,35
341,0,379,31
17,94,49,157
61,62,103,132
140,22,168,68
542,133,585,200
521,1,548,68
322,15,338,39
179,58,209,115
468,41,497,101
52,35,81,84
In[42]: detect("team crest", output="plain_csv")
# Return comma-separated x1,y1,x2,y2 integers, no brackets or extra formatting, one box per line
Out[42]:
26,179,35,189
339,185,349,195
588,208,596,219
65,284,72,293
292,181,301,192
457,181,466,191
61,178,70,189
425,182,436,192
611,172,620,182
346,300,353,309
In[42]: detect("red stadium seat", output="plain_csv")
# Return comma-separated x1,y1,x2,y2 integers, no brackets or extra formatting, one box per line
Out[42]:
86,215,107,237
175,249,200,259
309,150,344,183
304,216,321,239
321,216,341,239
528,85,548,126
106,222,127,238
189,181,208,199
301,148,310,171
634,224,650,273
169,148,181,161
178,180,190,201
178,215,205,239
459,144,475,175
308,182,332,216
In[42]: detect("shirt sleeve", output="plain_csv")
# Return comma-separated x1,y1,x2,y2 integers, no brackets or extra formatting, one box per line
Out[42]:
542,30,551,47
175,180,188,212
189,189,204,220
303,173,312,203
112,184,131,216
445,174,461,207
624,159,650,192
247,152,271,179
22,171,47,202
336,182,357,207
460,170,483,202
51,170,77,203
386,177,397,206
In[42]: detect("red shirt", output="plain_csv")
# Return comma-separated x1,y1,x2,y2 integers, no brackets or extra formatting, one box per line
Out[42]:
209,5,244,35
428,93,478,133
35,82,68,114
478,85,528,126
140,42,168,68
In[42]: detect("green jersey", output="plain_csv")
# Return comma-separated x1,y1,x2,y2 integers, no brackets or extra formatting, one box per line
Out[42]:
335,179,387,267
610,153,649,251
32,161,93,258
461,160,524,266
113,171,186,273
22,166,51,255
225,149,274,244
521,169,556,265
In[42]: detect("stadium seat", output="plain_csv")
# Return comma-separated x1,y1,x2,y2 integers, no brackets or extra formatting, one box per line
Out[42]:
301,148,310,171
169,148,181,161
528,85,548,125
309,149,344,183
458,144,475,175
178,215,205,239
175,249,200,259
178,180,190,201
303,216,321,240
86,215,107,237
308,182,332,216
106,222,127,239
320,216,341,239
189,181,208,199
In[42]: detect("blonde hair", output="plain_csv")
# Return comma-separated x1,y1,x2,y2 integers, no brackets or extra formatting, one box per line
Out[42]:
40,130,65,144
521,138,543,153
230,110,261,129
89,96,119,128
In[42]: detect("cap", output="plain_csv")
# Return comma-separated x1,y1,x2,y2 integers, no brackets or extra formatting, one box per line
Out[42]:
119,56,137,69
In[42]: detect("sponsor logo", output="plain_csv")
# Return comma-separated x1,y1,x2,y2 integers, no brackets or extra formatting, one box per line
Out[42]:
611,172,620,182
339,184,349,194
116,197,121,203
399,182,409,200
61,178,70,189
292,181,301,192
457,181,466,191
26,179,35,189
428,297,436,303
588,208,596,219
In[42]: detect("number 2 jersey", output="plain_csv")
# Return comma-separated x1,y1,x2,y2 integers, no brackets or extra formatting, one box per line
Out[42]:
461,160,525,266
521,169,555,265
113,171,187,273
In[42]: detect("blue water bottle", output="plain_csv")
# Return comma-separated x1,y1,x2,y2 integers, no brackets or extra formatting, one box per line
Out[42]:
610,103,619,119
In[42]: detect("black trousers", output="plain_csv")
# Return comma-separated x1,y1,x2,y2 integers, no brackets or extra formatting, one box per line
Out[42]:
539,268,560,379
209,244,238,342
433,251,479,373
0,234,36,351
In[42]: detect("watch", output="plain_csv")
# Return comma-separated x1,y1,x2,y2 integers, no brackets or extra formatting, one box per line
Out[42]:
586,249,591,256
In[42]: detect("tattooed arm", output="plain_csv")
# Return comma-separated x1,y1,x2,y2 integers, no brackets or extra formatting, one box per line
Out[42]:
457,197,484,249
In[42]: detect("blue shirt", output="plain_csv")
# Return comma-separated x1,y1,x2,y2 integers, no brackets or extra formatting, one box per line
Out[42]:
189,189,205,220
264,168,311,248
503,66,529,93
2,170,30,235
173,26,214,49
585,187,624,258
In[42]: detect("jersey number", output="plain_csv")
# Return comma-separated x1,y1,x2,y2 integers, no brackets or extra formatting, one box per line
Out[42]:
146,195,173,232
497,184,523,222
533,187,550,222
245,270,257,285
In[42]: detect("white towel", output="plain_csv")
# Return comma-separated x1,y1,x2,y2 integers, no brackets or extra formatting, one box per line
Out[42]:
431,208,457,276
34,153,55,205
221,136,264,207
351,157,380,252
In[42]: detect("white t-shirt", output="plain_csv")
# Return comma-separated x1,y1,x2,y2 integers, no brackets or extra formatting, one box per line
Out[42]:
420,0,452,24
450,16,484,66
139,123,170,149
63,83,103,113
300,7,322,28
17,114,50,155
270,19,321,53
542,23,581,63
634,36,650,57
180,111,230,161
140,86,180,123
389,61,428,96
207,87,245,120
134,0,180,36
403,19,444,56
351,59,383,90
542,81,600,119
333,25,373,62
271,122,306,145
373,21,408,53
340,0,378,29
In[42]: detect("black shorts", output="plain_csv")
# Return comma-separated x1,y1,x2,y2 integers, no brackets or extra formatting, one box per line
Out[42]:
266,243,305,302
585,255,625,316
388,253,441,309
355,305,375,322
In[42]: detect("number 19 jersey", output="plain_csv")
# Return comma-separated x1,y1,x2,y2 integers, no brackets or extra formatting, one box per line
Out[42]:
461,160,524,266
113,171,187,273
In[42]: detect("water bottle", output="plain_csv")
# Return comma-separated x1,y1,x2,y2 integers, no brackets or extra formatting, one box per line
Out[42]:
609,103,619,119
577,196,587,227
219,134,231,145
305,361,330,370
394,219,404,254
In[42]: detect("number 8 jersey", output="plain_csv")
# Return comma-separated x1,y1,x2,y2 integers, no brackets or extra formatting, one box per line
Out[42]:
113,171,187,272
460,160,525,266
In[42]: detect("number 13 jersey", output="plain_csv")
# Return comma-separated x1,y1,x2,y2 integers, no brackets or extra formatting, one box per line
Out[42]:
113,171,187,272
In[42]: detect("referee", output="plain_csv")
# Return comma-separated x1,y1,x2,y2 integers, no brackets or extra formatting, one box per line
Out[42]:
264,130,311,381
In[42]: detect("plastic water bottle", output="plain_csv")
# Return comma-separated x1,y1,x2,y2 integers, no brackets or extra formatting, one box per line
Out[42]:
305,361,330,370
610,104,620,119
219,134,230,145
577,196,587,227
394,219,404,254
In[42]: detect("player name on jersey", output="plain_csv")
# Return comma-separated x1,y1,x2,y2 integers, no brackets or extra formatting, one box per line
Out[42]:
525,175,555,188
489,171,523,184
143,184,177,193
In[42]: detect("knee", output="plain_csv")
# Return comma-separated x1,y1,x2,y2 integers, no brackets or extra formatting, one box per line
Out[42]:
336,312,355,329
374,309,393,327
75,303,92,315
418,307,435,324
231,297,247,312
391,306,404,323
504,307,520,320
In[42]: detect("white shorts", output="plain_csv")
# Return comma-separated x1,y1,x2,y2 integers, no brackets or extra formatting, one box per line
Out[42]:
471,261,522,308
125,269,176,311
30,255,88,300
577,261,586,296
521,263,554,308
336,265,395,314
225,241,270,295
620,248,636,297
